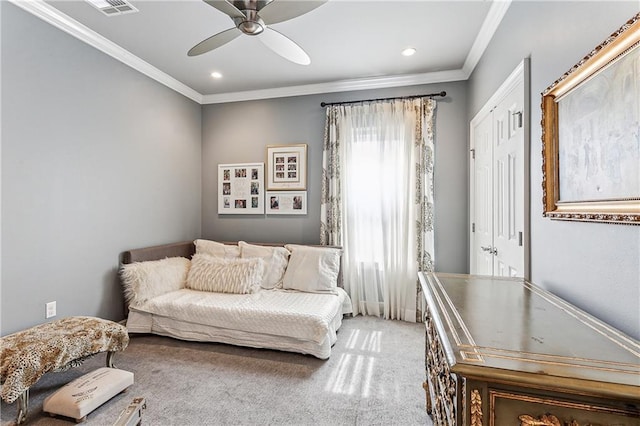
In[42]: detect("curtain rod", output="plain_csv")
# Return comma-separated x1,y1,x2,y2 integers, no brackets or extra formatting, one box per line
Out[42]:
320,91,446,107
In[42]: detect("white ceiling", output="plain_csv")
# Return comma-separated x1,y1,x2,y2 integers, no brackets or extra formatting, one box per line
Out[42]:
14,0,511,104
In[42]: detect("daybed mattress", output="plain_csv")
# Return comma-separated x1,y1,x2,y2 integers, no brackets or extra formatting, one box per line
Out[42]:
127,288,352,359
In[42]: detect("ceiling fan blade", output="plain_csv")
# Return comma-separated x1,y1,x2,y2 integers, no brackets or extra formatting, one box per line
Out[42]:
259,1,327,25
188,27,241,56
202,0,244,19
259,28,311,65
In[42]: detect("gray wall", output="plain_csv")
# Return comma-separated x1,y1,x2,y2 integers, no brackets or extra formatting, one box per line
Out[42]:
468,1,640,339
1,3,202,335
5,0,635,341
202,81,469,274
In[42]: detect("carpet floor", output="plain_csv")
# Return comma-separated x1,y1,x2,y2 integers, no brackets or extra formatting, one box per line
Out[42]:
1,316,432,426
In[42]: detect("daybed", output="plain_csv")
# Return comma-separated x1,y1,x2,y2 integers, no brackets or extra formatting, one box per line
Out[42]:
120,240,352,359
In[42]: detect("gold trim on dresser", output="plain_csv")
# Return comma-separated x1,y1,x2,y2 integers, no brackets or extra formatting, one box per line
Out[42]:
424,310,459,425
422,381,431,414
518,414,564,426
471,389,483,426
492,390,640,424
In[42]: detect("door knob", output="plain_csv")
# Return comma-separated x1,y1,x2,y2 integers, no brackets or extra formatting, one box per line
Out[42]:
481,246,497,255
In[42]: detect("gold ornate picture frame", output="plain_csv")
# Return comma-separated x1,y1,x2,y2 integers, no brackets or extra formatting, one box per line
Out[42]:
541,13,640,225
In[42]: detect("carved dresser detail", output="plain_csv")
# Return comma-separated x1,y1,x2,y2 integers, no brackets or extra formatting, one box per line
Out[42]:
419,273,640,426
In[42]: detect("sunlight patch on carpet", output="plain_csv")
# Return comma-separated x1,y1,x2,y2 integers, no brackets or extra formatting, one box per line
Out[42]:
325,353,377,396
326,327,386,396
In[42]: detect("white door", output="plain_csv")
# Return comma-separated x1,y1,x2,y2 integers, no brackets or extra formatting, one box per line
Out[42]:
492,80,525,277
470,60,529,278
471,112,494,275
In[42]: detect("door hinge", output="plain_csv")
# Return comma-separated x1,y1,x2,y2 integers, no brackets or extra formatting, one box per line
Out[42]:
472,223,475,232
513,111,523,128
518,231,523,246
470,148,475,159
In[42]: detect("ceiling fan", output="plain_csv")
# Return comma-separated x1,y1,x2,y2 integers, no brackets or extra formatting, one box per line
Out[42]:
188,0,326,65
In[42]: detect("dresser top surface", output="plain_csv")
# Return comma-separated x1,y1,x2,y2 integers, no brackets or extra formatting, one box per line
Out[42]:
419,272,640,396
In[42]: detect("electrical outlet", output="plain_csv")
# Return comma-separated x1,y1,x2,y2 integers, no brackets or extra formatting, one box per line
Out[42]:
46,301,56,318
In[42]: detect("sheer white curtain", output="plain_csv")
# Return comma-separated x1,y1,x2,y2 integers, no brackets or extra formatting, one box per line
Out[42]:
321,98,436,322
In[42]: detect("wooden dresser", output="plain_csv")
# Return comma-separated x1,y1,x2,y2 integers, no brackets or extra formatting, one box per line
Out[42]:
418,272,640,426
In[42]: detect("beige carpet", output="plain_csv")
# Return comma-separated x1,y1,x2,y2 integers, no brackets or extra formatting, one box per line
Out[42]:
1,316,432,425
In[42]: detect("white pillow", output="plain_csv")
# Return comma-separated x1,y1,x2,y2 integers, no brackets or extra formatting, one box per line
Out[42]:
282,245,342,294
120,257,190,307
186,253,264,294
194,239,240,258
239,241,290,289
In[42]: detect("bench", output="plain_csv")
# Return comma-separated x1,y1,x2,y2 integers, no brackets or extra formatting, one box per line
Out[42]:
0,316,129,424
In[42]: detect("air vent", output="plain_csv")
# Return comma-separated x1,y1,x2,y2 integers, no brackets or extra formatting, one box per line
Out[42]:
86,0,138,16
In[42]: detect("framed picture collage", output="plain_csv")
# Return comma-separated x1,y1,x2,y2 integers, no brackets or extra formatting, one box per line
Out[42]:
218,144,308,215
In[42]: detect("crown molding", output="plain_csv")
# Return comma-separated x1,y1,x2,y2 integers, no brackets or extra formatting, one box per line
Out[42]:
8,0,203,104
11,0,509,105
462,0,512,76
201,69,468,104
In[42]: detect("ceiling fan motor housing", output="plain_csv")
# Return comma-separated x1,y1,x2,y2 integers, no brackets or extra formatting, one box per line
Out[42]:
190,0,323,64
233,10,265,35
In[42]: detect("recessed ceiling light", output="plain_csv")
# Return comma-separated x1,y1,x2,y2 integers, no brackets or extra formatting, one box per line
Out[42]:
210,71,223,79
401,47,416,57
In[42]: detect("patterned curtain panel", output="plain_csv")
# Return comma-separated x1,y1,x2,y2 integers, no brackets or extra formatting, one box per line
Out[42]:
320,106,342,246
320,98,436,322
415,98,436,322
